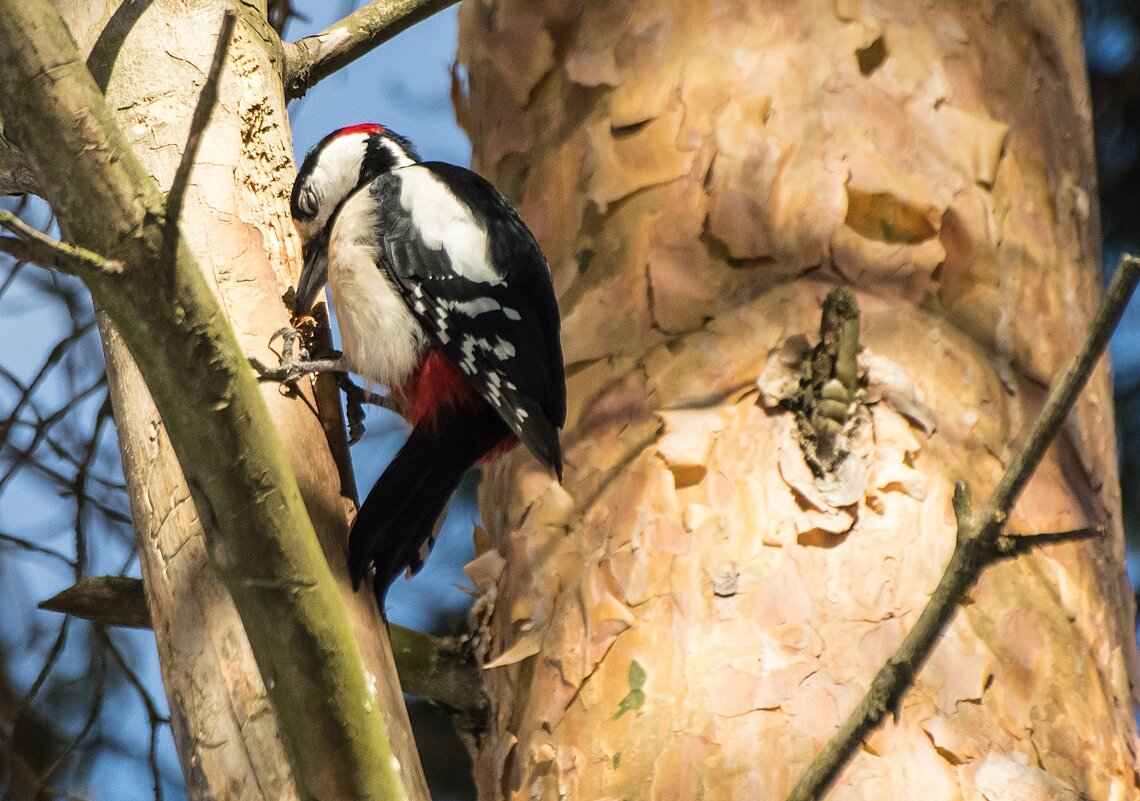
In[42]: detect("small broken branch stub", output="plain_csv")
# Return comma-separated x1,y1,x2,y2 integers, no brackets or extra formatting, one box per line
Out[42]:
40,575,489,723
792,286,863,474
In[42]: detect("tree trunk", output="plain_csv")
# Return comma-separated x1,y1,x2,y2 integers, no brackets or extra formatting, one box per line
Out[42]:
33,3,427,799
457,0,1140,798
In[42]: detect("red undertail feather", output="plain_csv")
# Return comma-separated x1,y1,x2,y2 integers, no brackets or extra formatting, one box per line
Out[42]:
349,349,521,607
406,348,518,459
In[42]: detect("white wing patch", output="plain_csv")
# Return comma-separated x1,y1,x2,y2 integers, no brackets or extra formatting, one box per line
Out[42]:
445,297,523,321
451,297,498,316
491,337,516,360
459,336,478,375
396,167,503,285
446,296,522,321
460,332,519,378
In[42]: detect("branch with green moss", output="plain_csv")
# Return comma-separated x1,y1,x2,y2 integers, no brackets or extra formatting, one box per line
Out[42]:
786,255,1140,801
282,0,457,99
0,4,410,799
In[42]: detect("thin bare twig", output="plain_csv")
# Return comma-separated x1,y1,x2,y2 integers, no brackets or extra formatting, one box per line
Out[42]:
4,616,72,791
0,362,103,497
786,254,1140,801
0,532,75,566
0,213,123,275
34,645,107,792
100,630,170,801
4,417,126,493
0,254,29,301
282,0,457,99
162,8,238,272
994,526,1104,556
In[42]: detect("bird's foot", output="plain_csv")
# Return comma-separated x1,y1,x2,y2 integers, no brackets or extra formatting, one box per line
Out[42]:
336,374,404,444
337,373,368,444
249,326,343,385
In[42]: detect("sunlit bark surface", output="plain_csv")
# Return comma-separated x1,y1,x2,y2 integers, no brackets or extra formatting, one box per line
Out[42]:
458,1,1140,798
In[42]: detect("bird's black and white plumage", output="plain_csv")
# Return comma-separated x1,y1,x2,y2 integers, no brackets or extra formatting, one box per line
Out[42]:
289,124,565,608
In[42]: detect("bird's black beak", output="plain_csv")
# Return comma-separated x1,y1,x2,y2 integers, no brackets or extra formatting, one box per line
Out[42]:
294,230,329,315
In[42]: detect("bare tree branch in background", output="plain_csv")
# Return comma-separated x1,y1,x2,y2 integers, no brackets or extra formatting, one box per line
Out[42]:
283,0,456,98
0,198,173,800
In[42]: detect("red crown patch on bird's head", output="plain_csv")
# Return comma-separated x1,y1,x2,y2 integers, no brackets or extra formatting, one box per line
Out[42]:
330,122,388,140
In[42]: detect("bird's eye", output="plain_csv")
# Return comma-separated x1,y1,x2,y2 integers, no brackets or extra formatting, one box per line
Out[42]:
296,185,319,219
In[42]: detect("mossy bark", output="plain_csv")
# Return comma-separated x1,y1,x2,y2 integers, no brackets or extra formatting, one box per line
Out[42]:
0,2,426,799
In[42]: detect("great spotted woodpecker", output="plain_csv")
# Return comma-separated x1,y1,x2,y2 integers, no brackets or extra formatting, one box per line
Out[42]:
284,123,565,606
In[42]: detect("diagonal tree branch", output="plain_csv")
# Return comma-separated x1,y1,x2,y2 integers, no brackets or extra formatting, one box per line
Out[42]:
0,4,409,800
786,254,1140,801
282,0,457,99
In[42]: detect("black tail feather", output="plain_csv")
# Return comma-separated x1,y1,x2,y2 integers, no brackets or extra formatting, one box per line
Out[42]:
347,404,511,610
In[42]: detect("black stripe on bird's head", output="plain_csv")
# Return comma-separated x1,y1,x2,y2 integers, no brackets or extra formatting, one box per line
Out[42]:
291,123,421,241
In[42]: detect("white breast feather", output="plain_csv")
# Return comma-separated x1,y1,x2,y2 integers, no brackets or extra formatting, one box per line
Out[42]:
328,190,423,388
397,167,503,285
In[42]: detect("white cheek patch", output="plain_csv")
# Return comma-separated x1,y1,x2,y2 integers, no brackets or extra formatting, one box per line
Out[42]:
306,134,368,232
396,168,503,285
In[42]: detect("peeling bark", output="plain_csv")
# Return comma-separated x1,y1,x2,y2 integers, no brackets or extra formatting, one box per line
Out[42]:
458,1,1140,798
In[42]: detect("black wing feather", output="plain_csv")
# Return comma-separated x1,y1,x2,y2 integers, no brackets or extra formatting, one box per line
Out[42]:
367,164,566,474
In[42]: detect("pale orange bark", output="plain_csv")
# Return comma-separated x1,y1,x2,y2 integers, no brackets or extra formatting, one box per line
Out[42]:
458,0,1140,798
